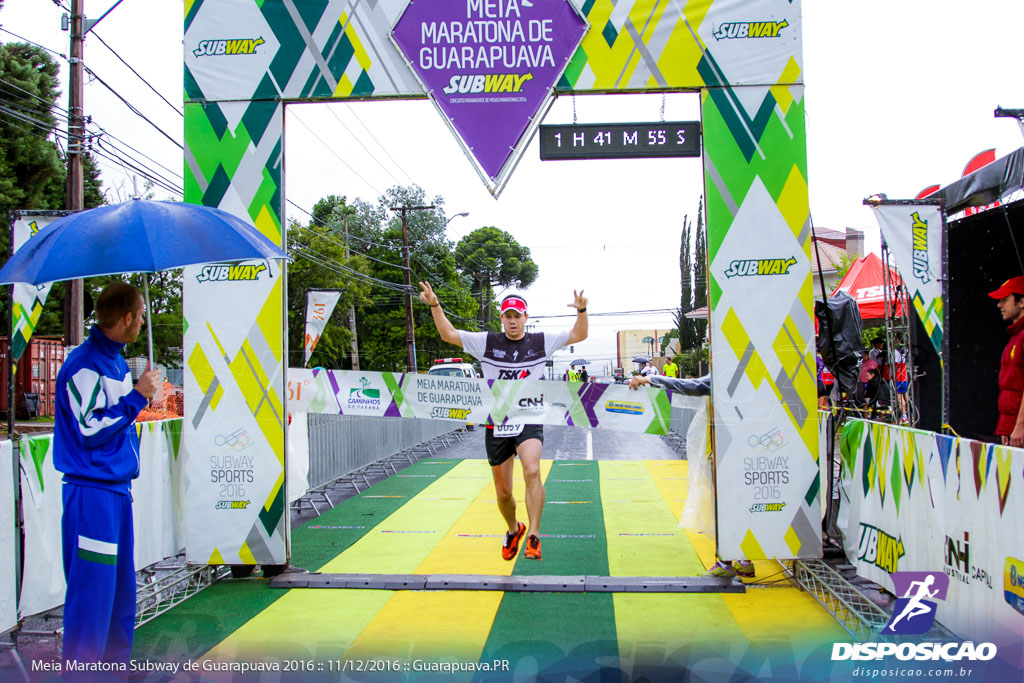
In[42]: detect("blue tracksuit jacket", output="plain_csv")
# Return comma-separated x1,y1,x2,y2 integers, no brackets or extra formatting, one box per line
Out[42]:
54,324,148,492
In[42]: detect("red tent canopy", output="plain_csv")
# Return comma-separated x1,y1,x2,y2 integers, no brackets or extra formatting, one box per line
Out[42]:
830,253,905,320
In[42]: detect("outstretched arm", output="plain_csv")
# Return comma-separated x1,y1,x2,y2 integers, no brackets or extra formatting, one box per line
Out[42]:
419,281,462,347
567,289,588,344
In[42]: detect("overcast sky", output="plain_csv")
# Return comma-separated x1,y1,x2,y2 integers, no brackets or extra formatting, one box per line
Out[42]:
3,1,1023,373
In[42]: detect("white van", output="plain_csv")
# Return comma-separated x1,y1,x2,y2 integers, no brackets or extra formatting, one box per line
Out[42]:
427,357,478,379
427,358,479,430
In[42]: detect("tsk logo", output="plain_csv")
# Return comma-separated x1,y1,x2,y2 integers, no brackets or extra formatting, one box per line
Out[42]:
1005,556,1024,615
723,257,797,278
215,500,251,510
442,73,534,95
857,522,905,574
911,211,931,282
713,20,789,40
749,503,786,513
497,369,529,379
193,37,265,57
430,407,471,420
196,264,267,282
605,400,644,415
884,571,949,634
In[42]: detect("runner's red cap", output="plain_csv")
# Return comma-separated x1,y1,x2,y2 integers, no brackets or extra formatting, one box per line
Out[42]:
500,295,528,315
988,276,1024,299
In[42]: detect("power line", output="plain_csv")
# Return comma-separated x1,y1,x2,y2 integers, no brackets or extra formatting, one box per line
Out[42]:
83,65,182,149
289,110,381,196
323,106,403,187
0,27,67,60
343,103,417,186
90,30,182,117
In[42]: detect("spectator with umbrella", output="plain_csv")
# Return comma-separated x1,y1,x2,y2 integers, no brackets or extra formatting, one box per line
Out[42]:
571,358,590,383
0,199,289,666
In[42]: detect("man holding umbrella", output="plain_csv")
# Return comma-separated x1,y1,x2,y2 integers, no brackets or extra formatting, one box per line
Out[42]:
53,282,162,665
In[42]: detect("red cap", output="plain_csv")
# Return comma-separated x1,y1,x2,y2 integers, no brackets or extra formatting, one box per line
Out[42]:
988,276,1024,299
500,296,527,315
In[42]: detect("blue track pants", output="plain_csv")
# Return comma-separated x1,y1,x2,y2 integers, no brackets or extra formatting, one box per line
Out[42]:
61,483,136,665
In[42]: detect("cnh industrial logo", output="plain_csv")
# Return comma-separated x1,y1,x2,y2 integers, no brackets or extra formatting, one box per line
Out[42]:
831,571,997,662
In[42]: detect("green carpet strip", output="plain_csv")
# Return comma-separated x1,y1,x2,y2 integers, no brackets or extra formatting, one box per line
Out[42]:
131,459,461,660
476,460,618,677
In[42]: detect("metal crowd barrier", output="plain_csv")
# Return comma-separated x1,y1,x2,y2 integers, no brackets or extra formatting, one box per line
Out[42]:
304,414,462,490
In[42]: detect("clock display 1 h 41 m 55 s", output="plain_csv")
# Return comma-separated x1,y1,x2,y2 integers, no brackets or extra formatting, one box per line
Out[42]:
539,121,701,160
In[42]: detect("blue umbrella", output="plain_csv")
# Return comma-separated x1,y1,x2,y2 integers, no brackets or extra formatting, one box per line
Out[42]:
0,199,290,363
570,359,590,366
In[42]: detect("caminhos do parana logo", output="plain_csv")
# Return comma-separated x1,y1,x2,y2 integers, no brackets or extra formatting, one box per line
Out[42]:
348,377,382,408
193,37,265,57
196,263,267,283
724,257,796,278
713,20,789,40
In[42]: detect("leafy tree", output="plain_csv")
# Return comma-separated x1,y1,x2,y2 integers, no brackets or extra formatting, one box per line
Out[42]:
287,194,374,368
359,186,479,370
0,42,104,340
288,186,480,373
80,271,183,369
454,226,538,327
0,42,63,225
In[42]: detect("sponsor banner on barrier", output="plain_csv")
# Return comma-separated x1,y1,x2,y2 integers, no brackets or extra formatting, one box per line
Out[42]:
18,434,65,617
10,214,63,361
0,441,14,633
871,204,945,353
303,290,341,366
15,423,185,619
287,368,672,434
838,420,1023,661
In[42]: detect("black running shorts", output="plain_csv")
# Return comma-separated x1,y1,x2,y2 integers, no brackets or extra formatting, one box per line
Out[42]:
484,425,544,466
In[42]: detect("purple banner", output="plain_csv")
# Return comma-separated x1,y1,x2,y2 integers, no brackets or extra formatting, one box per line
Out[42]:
392,0,587,183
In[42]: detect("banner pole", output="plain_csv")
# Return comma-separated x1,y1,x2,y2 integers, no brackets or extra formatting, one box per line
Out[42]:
7,211,21,609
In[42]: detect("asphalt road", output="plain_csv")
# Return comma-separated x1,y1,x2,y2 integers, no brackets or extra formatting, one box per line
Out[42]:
440,424,682,461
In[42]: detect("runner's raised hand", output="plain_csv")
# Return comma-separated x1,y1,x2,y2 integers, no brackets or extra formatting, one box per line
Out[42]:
418,281,439,307
569,290,587,311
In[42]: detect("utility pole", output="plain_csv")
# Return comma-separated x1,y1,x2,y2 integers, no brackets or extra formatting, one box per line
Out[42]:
389,205,434,373
342,210,360,370
64,0,85,346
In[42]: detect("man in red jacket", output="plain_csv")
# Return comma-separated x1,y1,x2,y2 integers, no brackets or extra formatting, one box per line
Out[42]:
990,276,1024,446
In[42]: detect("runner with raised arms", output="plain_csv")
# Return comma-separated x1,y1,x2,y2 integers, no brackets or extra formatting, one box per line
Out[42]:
419,281,588,560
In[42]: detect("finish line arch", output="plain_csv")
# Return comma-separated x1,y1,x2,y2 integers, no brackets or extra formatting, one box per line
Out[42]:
180,0,818,567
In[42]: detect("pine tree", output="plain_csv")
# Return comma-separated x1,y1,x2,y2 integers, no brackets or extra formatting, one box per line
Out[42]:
677,214,697,351
693,196,708,344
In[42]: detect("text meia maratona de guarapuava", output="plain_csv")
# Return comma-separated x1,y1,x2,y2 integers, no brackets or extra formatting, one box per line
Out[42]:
415,0,557,71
